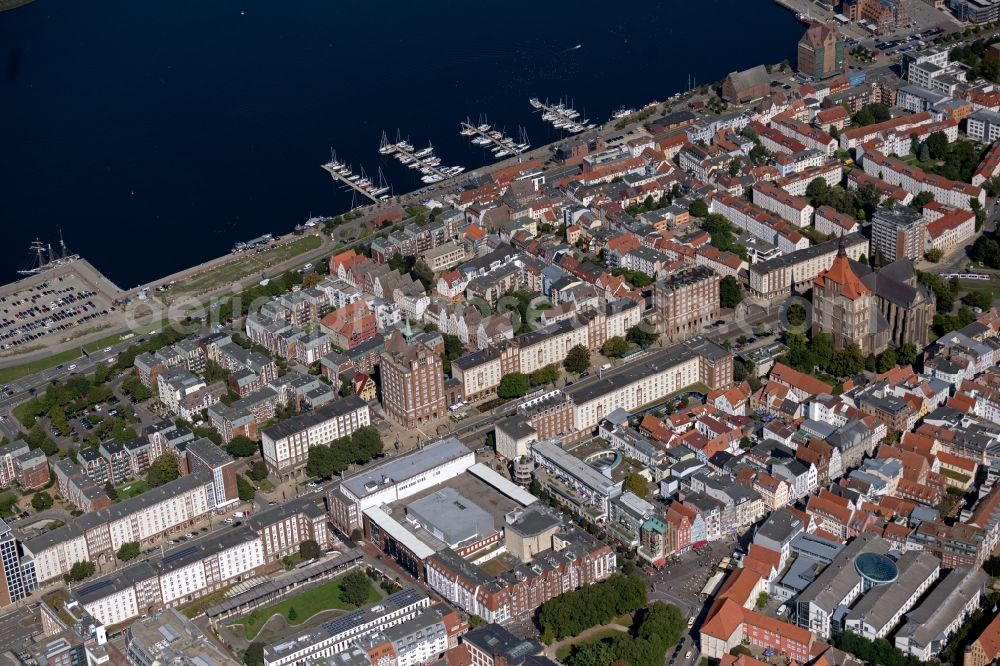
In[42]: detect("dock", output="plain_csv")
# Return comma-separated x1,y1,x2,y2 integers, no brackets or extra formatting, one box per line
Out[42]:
459,120,530,160
528,98,596,133
379,132,465,185
321,150,391,205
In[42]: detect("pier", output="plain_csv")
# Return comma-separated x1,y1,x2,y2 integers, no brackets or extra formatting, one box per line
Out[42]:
380,132,465,185
529,98,596,133
321,150,391,205
459,120,530,160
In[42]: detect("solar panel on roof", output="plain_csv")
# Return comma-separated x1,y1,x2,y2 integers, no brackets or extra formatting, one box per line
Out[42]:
75,579,113,598
162,545,199,566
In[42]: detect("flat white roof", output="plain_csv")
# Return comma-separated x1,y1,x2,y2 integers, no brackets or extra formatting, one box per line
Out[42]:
362,505,436,560
468,463,538,506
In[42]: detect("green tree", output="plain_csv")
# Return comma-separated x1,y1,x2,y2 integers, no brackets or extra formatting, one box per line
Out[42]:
117,541,140,561
338,379,352,397
306,446,336,478
237,474,256,502
64,560,96,583
226,436,259,458
812,331,834,370
806,177,829,201
121,375,152,402
411,260,435,292
627,324,659,349
688,199,709,218
105,481,118,501
564,345,591,375
248,461,269,482
756,592,770,609
918,142,931,162
601,336,629,358
624,473,649,498
299,539,321,560
351,426,383,461
287,606,298,622
924,248,943,263
740,436,753,450
31,491,53,511
720,275,742,309
243,643,265,666
202,360,228,383
340,570,372,607
787,302,807,328
913,191,934,211
92,363,112,385
529,364,560,386
877,349,898,373
498,373,531,399
146,453,180,487
898,343,918,367
925,131,949,159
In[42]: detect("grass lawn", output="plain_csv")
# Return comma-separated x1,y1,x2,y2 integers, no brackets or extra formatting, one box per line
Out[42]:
237,573,381,640
957,280,1000,300
83,330,139,353
116,479,150,501
170,236,323,297
253,477,275,493
555,628,627,662
0,347,83,385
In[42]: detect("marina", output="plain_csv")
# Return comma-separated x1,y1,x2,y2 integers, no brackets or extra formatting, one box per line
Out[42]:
379,131,465,185
231,233,274,254
528,97,596,133
459,119,530,160
321,150,392,205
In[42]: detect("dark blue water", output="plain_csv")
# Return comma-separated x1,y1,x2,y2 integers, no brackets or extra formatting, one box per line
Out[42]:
0,0,800,287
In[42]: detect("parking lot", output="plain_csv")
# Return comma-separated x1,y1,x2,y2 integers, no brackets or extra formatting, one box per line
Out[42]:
0,262,117,353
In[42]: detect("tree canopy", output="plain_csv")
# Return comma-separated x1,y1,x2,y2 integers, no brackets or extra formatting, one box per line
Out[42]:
539,574,648,641
146,453,180,487
602,336,629,359
64,560,96,583
226,436,259,458
237,474,256,502
117,541,140,561
339,570,372,607
299,539,321,560
564,345,591,375
720,275,742,309
688,199,709,218
498,373,531,399
627,324,659,349
305,426,383,479
31,491,53,511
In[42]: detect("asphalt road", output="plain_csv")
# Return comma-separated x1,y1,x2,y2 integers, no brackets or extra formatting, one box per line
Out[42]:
0,605,40,653
0,338,136,436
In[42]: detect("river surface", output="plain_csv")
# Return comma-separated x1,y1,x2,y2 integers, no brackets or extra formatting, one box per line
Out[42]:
0,0,801,287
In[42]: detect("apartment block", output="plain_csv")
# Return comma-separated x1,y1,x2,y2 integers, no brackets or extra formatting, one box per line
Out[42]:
753,181,814,227
379,331,446,429
871,206,926,262
259,396,371,478
653,266,720,343
862,151,985,210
